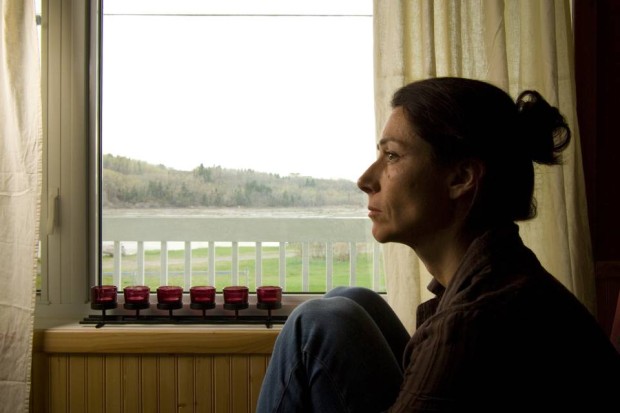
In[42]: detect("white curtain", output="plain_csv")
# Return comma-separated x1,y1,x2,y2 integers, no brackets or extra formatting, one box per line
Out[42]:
374,0,595,333
0,0,42,411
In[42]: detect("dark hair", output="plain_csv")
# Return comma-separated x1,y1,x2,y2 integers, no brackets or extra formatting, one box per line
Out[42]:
391,77,571,223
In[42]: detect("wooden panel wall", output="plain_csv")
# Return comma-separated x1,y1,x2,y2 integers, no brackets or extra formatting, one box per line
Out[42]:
30,352,270,413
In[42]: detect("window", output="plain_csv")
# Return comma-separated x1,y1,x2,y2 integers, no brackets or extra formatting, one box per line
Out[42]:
99,0,383,296
36,0,382,319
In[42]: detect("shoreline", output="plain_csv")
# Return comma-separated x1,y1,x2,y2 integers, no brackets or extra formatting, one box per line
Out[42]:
102,206,368,218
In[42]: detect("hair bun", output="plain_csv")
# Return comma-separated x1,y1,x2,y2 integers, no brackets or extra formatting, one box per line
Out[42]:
516,90,571,165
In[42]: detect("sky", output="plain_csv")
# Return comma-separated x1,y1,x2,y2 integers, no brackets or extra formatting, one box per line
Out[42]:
101,0,376,182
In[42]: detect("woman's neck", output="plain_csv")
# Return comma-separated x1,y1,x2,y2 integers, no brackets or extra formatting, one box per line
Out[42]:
415,224,483,287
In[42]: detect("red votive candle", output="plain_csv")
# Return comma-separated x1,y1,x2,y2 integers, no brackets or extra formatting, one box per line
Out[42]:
91,285,117,304
157,286,183,304
190,286,216,303
256,286,282,304
223,286,249,304
124,285,150,304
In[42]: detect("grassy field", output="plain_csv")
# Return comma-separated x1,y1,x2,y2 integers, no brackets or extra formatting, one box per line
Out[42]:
101,244,385,293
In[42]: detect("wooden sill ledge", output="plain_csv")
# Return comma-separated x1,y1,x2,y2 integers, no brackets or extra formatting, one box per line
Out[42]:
33,323,280,354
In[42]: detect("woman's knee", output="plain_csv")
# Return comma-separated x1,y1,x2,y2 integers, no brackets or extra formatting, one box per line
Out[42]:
290,295,364,324
325,286,384,307
325,286,377,299
283,296,377,344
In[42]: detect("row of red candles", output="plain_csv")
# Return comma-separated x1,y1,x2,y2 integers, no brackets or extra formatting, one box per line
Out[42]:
91,285,282,306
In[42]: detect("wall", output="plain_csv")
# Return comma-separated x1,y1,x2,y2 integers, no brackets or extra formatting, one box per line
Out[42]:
31,353,269,412
30,327,278,413
575,0,620,336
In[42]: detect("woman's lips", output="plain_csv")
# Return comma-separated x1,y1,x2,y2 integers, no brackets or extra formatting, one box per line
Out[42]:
367,207,381,219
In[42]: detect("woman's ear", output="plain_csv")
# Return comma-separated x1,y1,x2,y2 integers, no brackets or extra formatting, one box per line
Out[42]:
447,159,485,200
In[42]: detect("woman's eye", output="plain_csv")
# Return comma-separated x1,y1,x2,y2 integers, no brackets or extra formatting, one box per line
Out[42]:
385,152,398,161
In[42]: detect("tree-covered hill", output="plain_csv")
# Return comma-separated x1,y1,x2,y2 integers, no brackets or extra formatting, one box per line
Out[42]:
103,154,365,209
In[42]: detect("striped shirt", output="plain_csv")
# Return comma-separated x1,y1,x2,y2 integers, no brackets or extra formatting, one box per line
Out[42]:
388,223,620,412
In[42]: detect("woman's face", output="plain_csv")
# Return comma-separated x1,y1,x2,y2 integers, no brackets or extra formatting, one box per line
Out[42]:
358,107,455,248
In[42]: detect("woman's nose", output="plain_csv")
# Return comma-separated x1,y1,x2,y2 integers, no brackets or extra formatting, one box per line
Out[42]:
357,162,379,194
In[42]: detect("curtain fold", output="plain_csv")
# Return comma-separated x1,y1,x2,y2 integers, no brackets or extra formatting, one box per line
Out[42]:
374,0,595,333
0,0,42,411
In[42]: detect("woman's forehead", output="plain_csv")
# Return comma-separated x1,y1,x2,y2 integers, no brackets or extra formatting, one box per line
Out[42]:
381,107,417,145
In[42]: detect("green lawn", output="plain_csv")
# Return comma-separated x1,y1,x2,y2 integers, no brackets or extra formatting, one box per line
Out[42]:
101,244,385,293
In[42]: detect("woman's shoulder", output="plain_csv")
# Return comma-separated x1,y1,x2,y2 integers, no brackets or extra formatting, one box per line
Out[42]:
422,260,604,346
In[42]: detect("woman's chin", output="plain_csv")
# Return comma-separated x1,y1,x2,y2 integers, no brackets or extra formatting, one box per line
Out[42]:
371,227,392,244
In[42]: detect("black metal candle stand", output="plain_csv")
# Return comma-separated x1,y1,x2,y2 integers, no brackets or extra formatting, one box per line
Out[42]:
190,301,217,318
123,302,150,318
80,313,286,328
223,302,250,319
90,301,117,327
257,302,282,328
157,301,184,318
86,292,285,328
91,302,118,311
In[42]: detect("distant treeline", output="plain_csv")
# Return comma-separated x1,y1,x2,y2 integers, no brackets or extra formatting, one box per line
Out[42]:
103,154,365,209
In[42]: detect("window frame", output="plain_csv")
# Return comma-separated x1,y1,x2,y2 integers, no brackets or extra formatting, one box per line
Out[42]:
35,0,381,323
36,0,93,320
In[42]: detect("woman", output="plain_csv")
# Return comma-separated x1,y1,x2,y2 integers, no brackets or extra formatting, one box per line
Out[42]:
256,78,620,412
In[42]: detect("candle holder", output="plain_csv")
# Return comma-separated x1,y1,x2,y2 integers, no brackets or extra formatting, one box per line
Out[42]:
123,285,150,318
189,286,216,318
156,286,184,318
223,286,249,319
90,285,117,327
256,286,282,328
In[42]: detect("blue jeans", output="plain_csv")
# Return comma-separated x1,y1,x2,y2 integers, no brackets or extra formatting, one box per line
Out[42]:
256,287,410,413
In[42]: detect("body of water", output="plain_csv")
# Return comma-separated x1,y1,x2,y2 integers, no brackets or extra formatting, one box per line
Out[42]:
103,206,368,218
102,206,369,253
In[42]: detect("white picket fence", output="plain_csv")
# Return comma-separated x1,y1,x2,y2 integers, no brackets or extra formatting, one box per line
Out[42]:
102,217,384,292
